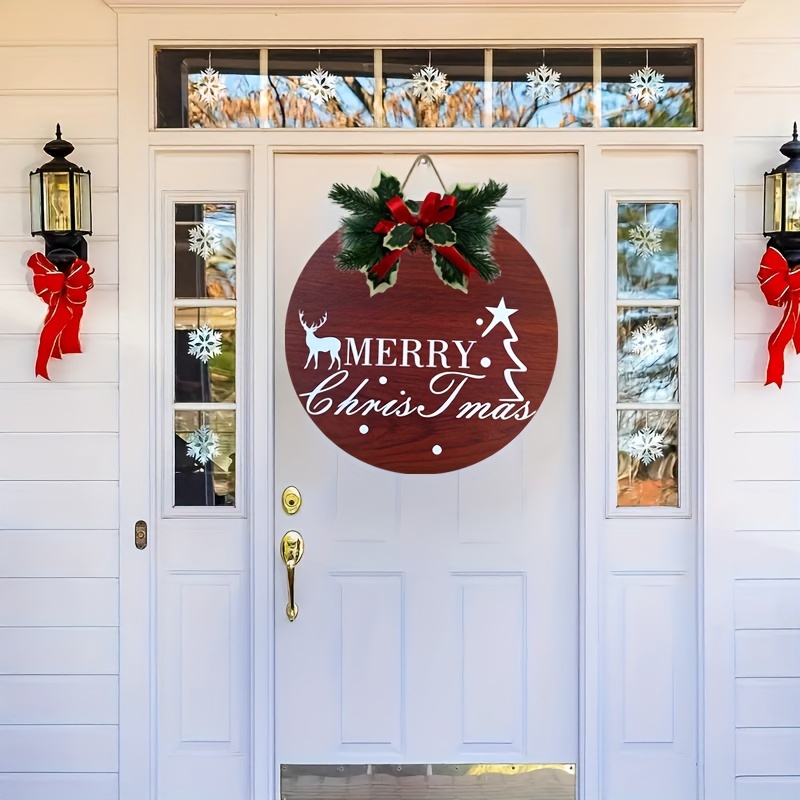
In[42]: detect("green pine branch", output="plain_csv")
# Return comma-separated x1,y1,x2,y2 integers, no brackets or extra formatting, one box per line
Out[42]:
329,183,387,216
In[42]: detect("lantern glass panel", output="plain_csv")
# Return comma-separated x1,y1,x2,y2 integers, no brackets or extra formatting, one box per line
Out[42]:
29,173,43,234
785,173,800,232
42,172,73,232
764,173,783,234
74,172,91,233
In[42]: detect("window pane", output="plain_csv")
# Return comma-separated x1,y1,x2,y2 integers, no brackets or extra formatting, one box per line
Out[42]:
492,49,593,128
617,409,678,508
266,49,375,128
383,49,484,128
765,174,783,234
786,173,800,232
156,49,263,129
175,202,236,299
617,202,679,300
617,307,678,403
175,409,236,507
175,307,236,404
601,47,695,128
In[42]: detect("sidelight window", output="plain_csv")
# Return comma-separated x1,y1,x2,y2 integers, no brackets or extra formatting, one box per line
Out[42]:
171,202,238,507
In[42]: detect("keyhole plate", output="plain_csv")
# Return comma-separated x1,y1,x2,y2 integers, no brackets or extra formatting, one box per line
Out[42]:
282,486,302,515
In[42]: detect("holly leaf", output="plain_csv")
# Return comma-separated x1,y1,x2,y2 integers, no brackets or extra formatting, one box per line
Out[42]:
372,170,402,204
382,223,414,251
432,251,468,293
365,263,398,296
425,223,457,247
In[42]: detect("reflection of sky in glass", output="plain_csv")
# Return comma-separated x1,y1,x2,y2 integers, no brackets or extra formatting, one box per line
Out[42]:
617,307,678,403
188,72,265,128
493,81,593,127
618,203,679,300
268,75,373,127
204,203,236,294
601,82,694,128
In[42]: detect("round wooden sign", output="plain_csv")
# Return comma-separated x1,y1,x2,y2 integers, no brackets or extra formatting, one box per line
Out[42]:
285,227,558,474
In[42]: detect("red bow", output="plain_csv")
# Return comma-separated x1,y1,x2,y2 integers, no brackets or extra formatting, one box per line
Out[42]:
758,246,800,387
27,253,94,380
371,192,478,280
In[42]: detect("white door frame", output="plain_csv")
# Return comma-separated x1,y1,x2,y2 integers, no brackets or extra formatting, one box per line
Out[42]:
115,8,738,799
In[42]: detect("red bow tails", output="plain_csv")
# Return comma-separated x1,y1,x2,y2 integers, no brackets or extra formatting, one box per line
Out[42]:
27,252,94,380
758,246,800,388
371,192,478,280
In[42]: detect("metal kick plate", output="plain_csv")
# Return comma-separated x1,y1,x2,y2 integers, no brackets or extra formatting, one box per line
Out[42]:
281,763,576,799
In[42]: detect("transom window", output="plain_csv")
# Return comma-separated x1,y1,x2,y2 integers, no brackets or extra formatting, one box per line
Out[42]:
155,46,696,129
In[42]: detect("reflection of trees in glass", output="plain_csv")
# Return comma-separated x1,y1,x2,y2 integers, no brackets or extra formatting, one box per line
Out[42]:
617,308,678,404
187,72,375,128
617,409,678,507
383,80,482,128
493,81,593,127
203,204,236,298
602,82,694,127
617,203,679,300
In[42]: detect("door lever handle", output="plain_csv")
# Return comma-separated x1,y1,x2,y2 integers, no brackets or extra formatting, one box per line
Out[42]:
280,531,304,622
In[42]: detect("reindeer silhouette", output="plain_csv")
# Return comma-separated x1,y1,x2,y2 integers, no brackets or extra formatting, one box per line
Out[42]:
299,311,342,370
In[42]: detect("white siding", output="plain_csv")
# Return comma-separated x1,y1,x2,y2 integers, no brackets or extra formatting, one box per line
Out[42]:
733,0,800,797
0,1,119,798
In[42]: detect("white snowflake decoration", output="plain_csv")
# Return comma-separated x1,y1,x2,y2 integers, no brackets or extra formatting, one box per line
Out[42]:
299,67,338,106
629,321,667,359
187,325,223,364
193,67,228,107
526,64,561,102
629,66,666,107
627,427,666,465
411,65,449,104
628,222,663,259
186,425,220,465
188,222,222,259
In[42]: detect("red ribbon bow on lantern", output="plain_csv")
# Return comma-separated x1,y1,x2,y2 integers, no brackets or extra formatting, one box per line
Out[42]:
371,192,478,280
758,246,800,387
27,252,94,380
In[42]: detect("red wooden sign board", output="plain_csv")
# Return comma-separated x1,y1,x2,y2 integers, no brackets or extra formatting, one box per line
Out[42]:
285,227,558,474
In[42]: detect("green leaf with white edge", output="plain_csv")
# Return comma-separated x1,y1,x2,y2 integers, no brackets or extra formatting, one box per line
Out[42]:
371,170,402,204
404,198,420,215
433,252,468,293
382,223,414,251
425,223,457,247
365,263,398,296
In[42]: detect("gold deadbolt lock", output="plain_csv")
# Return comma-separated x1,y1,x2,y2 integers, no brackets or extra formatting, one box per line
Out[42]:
282,486,302,515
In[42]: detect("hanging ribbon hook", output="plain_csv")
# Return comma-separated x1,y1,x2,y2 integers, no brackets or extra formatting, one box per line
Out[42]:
400,154,448,194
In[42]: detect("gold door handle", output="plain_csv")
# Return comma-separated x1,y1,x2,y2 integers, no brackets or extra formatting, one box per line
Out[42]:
280,530,304,622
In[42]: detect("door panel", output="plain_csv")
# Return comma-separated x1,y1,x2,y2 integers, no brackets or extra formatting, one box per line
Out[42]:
274,153,579,765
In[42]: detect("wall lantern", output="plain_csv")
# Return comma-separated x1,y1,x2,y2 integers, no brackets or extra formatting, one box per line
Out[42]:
763,122,800,267
29,124,92,271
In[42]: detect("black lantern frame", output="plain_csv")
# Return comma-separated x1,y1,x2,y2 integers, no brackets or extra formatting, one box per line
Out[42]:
29,124,92,270
763,122,800,268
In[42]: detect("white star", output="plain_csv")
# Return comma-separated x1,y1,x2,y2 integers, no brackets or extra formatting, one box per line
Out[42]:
481,297,518,337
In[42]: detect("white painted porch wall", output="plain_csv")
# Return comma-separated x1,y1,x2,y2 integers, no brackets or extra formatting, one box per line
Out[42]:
0,1,120,799
0,0,798,797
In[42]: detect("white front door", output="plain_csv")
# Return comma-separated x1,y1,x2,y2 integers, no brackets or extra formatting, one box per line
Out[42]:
273,152,579,779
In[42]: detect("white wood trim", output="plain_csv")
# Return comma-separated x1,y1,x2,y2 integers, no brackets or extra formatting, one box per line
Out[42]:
105,0,748,12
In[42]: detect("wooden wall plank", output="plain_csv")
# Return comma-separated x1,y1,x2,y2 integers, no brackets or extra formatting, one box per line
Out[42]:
0,142,118,190
0,433,117,480
0,0,116,43
736,728,800,776
0,530,118,577
735,384,800,433
734,433,800,480
0,334,118,383
0,773,117,800
0,46,117,92
0,95,117,140
736,776,800,800
0,482,118,529
0,239,118,285
733,482,800,530
0,189,117,238
0,385,118,432
0,675,118,724
0,578,118,626
0,725,118,772
734,90,800,138
0,627,118,674
736,678,800,728
0,285,117,334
